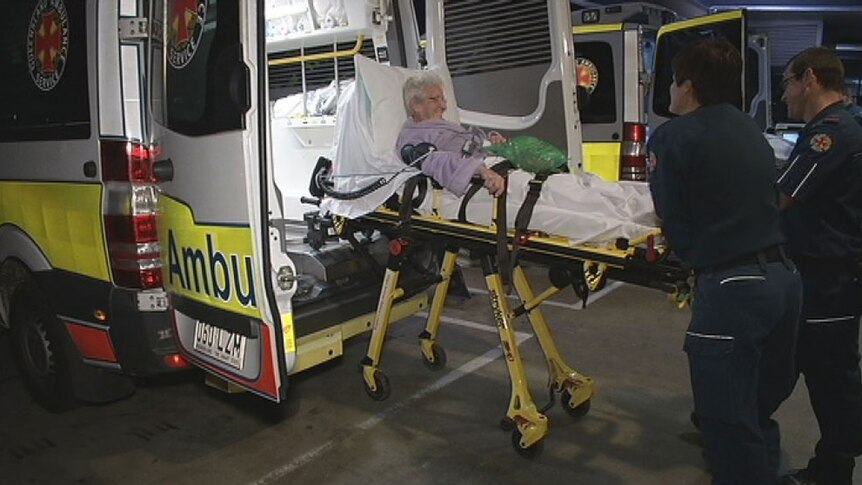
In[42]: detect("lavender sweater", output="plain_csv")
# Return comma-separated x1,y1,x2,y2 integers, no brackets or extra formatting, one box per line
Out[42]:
396,119,490,196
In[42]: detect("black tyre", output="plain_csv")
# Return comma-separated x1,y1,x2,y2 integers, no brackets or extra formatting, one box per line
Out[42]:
421,343,447,370
9,281,75,412
561,389,591,419
363,371,391,401
511,429,543,458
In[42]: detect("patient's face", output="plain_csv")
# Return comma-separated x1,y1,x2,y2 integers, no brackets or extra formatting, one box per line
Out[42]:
412,85,447,121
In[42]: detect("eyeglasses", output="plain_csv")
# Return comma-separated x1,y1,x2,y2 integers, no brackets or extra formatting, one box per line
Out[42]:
781,73,801,90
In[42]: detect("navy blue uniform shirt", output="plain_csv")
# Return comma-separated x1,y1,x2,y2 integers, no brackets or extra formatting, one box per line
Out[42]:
648,103,784,271
778,101,862,259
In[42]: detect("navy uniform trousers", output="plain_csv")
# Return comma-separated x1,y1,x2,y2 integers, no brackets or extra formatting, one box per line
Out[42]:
794,256,862,483
688,258,802,485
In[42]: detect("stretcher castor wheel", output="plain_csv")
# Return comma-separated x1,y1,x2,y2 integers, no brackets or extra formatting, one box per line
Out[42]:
363,370,391,401
421,342,447,370
584,261,608,292
511,429,543,458
561,390,591,418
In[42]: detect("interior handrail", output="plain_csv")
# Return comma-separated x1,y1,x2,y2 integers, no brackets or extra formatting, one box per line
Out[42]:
268,34,365,67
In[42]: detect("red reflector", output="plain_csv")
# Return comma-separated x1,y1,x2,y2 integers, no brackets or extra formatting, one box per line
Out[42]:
623,122,646,142
620,155,647,181
113,267,163,289
105,214,158,244
164,353,191,369
64,322,118,363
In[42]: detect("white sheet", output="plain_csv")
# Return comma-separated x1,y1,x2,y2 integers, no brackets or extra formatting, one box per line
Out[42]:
320,55,659,246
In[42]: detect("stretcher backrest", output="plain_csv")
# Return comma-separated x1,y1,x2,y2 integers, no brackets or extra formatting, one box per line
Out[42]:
354,55,460,159
322,56,459,218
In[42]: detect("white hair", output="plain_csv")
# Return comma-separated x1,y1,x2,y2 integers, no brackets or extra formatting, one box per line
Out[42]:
402,71,444,118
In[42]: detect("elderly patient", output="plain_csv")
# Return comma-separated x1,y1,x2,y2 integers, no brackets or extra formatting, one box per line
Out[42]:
397,72,506,197
394,71,659,246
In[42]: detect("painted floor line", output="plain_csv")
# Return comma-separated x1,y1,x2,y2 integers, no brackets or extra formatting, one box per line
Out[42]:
466,280,623,310
249,325,532,485
414,312,531,340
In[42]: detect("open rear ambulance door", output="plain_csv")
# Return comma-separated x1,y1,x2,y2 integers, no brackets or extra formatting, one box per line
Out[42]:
149,0,294,401
649,10,747,130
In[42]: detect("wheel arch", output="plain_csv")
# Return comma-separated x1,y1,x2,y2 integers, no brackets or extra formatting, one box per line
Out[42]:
0,224,52,328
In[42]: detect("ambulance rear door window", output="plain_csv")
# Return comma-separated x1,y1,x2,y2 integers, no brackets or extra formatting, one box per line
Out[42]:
159,0,247,137
0,0,91,142
574,41,617,124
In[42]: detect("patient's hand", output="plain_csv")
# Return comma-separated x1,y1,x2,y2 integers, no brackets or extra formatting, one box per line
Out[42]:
488,131,507,144
478,166,505,197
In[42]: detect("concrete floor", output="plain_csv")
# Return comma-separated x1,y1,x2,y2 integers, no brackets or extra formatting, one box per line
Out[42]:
1,265,859,484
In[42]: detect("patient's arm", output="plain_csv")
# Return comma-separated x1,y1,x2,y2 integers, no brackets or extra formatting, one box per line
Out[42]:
416,150,485,196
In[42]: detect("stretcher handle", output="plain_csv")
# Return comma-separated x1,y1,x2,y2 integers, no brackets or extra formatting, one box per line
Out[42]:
301,196,321,206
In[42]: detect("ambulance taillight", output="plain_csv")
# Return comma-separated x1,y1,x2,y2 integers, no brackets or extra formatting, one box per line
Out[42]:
101,140,163,289
620,122,647,181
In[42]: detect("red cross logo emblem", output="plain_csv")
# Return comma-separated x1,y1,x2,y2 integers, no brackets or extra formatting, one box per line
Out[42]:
35,9,62,73
27,0,70,91
171,0,199,47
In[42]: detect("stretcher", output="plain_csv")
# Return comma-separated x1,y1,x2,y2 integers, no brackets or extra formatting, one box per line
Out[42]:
308,55,690,455
307,169,689,456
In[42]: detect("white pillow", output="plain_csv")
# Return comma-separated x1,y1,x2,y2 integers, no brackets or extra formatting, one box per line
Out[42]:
354,55,459,158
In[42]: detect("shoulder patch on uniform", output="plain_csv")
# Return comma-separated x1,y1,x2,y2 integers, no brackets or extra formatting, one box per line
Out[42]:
810,133,832,153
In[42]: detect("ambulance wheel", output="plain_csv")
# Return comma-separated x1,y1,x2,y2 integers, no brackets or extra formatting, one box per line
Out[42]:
364,371,391,401
10,281,75,412
421,343,447,370
511,429,543,458
561,390,591,419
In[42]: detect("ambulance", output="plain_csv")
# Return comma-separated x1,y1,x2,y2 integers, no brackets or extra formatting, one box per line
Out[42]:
573,2,772,181
0,0,188,411
154,0,584,401
572,2,675,182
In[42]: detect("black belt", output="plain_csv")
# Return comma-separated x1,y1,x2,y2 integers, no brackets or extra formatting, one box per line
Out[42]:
705,246,785,273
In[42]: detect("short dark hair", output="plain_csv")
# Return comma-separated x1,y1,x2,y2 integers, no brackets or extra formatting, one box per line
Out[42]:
671,37,742,107
786,47,845,93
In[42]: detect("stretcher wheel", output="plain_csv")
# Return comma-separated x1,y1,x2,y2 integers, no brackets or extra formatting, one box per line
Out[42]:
499,416,514,431
511,429,543,458
561,390,591,419
421,343,447,370
363,371,391,401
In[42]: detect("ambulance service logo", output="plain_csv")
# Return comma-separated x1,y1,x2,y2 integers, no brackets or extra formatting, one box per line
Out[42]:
576,57,599,94
168,0,207,69
27,0,70,92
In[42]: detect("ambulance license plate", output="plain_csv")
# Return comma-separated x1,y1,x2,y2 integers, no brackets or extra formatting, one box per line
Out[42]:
193,321,247,370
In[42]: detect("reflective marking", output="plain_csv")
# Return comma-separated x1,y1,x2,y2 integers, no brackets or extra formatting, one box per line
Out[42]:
777,154,801,184
791,163,818,198
414,312,531,340
719,275,766,285
806,315,857,324
686,331,734,340
248,319,533,485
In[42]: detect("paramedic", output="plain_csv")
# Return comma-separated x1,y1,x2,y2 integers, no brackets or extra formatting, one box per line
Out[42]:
778,47,862,485
397,72,506,197
648,38,803,485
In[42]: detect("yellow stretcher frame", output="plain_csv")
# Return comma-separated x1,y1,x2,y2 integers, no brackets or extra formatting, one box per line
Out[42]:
342,179,689,456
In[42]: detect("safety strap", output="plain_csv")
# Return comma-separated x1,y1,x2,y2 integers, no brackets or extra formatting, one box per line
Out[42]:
509,172,550,269
458,161,514,223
